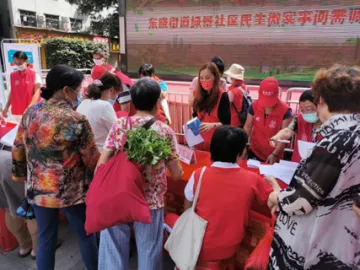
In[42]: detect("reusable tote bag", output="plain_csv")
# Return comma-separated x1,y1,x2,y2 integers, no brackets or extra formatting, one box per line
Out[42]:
165,167,208,270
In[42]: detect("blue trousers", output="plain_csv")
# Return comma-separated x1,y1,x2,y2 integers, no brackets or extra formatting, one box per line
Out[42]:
99,208,164,270
33,203,98,270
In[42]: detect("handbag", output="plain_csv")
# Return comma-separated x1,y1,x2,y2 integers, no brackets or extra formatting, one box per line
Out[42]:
85,118,156,234
165,167,208,270
16,184,35,220
244,216,276,270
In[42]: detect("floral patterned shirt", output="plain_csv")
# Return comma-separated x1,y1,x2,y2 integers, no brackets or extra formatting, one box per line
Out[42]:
104,116,179,209
12,98,100,208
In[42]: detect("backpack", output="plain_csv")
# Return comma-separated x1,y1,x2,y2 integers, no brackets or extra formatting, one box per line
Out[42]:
232,86,252,127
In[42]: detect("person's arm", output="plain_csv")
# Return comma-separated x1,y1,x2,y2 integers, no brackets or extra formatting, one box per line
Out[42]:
12,121,27,181
267,109,294,163
97,120,122,172
3,91,11,118
29,73,42,106
273,137,348,216
353,204,360,217
184,172,195,210
101,104,117,131
253,174,273,206
78,117,100,173
243,106,254,136
269,115,297,148
166,127,183,181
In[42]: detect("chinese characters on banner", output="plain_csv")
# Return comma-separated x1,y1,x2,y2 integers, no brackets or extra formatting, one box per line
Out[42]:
148,7,360,29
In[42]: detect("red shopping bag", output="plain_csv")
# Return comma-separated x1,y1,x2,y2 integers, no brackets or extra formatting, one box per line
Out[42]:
244,219,275,270
85,151,151,234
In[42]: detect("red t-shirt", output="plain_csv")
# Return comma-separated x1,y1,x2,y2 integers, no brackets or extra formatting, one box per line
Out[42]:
10,69,37,115
192,165,269,261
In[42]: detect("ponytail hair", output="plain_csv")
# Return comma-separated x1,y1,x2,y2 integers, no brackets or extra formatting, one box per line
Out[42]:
86,71,122,99
40,65,84,100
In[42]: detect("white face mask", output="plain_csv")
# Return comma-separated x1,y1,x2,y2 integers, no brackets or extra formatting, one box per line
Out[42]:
227,76,234,84
16,64,27,71
93,59,103,66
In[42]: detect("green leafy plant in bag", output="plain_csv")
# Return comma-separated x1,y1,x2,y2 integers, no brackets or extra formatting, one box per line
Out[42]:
124,127,172,167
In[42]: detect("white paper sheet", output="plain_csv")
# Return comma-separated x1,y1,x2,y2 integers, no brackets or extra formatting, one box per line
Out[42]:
259,164,273,175
0,125,19,147
160,99,172,124
247,159,261,168
298,140,316,159
279,160,299,169
258,163,296,185
183,125,204,148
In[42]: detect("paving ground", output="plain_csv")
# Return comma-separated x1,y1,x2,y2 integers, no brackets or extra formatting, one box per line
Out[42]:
0,221,175,270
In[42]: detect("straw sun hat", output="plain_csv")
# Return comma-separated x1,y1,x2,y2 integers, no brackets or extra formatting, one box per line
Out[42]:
224,64,245,81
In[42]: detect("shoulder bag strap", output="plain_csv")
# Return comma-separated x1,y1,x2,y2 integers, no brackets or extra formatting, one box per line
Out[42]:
142,118,156,130
192,167,206,211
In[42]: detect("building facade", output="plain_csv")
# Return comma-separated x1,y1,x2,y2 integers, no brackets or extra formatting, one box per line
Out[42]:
0,0,120,69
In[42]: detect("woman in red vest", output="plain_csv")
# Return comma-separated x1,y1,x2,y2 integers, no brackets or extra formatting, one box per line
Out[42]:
224,63,247,127
183,126,269,268
244,77,293,164
192,62,231,151
3,51,42,122
270,90,322,163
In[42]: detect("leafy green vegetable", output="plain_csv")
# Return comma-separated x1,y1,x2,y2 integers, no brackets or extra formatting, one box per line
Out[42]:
124,127,172,166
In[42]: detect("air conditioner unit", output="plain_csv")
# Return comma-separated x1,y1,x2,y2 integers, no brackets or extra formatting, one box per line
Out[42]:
37,16,45,28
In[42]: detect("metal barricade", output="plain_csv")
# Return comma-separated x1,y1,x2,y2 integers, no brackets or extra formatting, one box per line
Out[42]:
285,87,311,115
167,92,192,143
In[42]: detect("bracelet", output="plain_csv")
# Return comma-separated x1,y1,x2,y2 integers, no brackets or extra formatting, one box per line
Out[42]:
271,152,278,158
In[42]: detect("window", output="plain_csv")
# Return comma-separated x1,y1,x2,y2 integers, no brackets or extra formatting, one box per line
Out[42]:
45,14,60,29
19,10,37,27
70,18,83,31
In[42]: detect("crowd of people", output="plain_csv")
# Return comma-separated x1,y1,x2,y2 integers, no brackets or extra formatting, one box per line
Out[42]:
0,50,359,270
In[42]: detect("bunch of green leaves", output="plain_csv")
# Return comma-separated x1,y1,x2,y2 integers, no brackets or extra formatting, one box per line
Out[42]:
124,127,172,166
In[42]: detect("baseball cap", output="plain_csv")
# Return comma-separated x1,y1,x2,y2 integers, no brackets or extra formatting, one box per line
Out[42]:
258,77,279,108
91,65,107,80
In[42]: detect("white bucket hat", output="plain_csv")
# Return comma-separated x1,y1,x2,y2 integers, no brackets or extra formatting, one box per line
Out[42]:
224,64,245,81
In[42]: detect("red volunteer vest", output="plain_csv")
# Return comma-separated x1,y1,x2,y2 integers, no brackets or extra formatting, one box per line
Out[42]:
251,100,289,161
291,114,321,163
193,167,263,261
10,69,36,115
228,84,244,127
194,91,224,151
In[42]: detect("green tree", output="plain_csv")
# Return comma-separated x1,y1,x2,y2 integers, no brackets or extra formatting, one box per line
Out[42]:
44,38,108,68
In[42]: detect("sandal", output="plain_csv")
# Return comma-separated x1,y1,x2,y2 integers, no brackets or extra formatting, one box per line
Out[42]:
31,240,62,260
18,247,32,258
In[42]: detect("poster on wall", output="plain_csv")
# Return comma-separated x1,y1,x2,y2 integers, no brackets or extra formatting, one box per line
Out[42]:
2,42,41,74
126,0,360,82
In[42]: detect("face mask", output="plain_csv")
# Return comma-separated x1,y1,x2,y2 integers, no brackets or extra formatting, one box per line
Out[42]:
93,59,103,66
16,64,27,71
302,112,319,124
227,76,234,84
108,98,116,105
200,80,214,91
